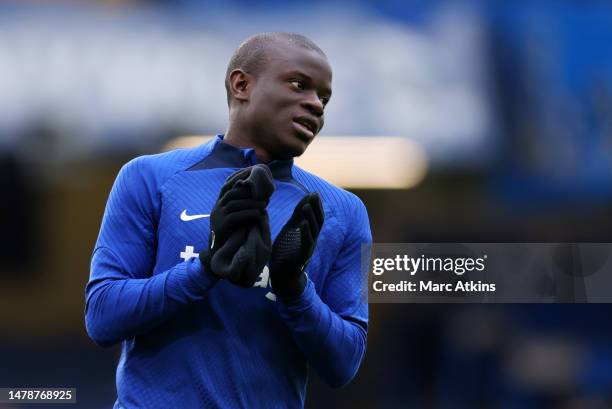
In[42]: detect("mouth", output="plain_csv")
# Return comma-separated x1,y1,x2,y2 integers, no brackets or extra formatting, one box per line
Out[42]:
293,117,318,139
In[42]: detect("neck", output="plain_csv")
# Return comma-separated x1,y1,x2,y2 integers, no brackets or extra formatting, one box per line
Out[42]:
224,121,272,163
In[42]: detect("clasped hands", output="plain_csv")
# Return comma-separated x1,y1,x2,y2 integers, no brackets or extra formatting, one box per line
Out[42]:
200,165,324,299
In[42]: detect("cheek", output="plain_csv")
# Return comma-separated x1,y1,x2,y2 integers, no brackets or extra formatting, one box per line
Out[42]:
263,82,298,106
253,89,290,115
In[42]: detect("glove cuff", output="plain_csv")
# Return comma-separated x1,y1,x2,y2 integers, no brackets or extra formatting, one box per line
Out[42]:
272,271,307,299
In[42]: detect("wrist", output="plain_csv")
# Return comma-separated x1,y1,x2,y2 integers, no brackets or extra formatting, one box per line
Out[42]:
185,257,219,292
271,270,307,300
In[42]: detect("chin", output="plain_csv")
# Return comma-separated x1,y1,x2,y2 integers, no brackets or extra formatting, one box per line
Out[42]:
286,141,310,158
272,136,309,159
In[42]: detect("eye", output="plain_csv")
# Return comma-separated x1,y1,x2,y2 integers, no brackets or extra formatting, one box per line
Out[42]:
289,79,304,90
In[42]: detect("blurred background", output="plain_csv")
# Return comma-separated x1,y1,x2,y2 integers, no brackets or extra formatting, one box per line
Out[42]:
1,0,612,408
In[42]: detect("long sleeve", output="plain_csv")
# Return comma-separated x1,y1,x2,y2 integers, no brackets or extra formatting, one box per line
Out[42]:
84,158,218,348
276,196,371,388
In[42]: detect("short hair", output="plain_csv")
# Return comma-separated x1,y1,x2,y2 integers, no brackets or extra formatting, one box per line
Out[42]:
224,32,326,106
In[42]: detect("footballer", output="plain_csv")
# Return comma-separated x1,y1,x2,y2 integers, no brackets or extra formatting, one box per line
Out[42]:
85,32,372,408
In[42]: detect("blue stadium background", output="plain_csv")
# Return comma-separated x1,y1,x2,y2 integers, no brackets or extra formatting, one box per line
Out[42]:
1,0,612,407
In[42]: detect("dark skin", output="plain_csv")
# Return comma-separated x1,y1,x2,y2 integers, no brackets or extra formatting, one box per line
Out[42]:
224,42,333,163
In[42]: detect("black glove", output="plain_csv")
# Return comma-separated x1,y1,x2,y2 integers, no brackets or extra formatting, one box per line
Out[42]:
269,193,324,299
200,164,275,287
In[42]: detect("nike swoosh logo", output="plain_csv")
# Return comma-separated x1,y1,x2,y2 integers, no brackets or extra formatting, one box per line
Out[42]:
180,210,210,222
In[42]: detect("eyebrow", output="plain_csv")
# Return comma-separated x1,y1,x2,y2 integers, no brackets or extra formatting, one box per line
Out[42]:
286,70,332,96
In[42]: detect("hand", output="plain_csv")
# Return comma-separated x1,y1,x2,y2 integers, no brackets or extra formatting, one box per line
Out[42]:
269,193,324,299
200,164,275,287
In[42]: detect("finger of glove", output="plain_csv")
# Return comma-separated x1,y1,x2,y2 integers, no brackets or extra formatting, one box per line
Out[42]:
212,207,263,245
230,225,272,288
302,202,323,241
217,184,252,206
299,219,315,258
218,167,252,199
213,228,244,256
223,198,267,214
234,164,275,201
270,220,311,276
249,210,272,246
254,163,273,179
210,231,248,279
250,223,272,269
221,208,266,231
285,194,312,228
307,193,325,227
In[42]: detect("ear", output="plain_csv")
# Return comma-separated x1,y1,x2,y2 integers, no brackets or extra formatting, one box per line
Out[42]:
228,69,254,102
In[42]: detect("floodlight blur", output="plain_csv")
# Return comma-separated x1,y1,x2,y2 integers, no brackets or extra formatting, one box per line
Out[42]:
163,136,428,189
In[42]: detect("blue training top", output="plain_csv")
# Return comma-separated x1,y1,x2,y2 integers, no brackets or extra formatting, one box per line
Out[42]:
85,135,372,409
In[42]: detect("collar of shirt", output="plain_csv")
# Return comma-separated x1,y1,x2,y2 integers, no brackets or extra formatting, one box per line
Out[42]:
206,135,294,181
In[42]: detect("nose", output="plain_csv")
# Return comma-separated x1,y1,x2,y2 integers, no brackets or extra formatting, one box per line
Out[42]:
301,91,324,116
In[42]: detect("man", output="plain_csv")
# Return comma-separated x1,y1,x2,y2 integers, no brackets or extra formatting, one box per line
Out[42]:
85,32,372,408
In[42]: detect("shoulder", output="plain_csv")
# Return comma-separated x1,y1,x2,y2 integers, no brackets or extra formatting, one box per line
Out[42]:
292,165,368,223
121,139,217,188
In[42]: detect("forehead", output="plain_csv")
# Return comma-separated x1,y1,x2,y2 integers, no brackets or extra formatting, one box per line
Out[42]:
262,42,332,82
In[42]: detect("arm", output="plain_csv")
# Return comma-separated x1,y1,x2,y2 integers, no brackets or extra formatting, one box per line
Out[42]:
84,158,218,348
276,196,371,388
